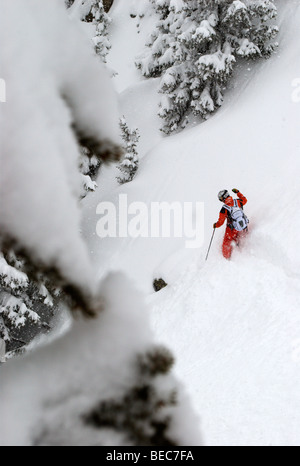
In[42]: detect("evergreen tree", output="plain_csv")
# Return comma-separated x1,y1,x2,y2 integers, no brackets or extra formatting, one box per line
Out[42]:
0,143,105,357
137,0,278,134
65,0,111,62
69,0,112,62
83,346,177,446
66,0,113,14
0,142,105,357
0,251,59,357
88,0,112,63
79,146,102,198
117,117,140,185
0,144,104,358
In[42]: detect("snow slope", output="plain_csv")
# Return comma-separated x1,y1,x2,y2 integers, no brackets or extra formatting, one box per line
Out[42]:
82,0,300,446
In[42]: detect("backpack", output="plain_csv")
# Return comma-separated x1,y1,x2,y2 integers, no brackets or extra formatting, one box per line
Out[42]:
224,199,249,232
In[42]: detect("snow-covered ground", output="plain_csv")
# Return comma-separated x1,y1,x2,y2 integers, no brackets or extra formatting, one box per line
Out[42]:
82,0,300,446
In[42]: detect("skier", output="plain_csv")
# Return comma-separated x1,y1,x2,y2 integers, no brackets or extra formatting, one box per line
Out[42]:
214,189,249,260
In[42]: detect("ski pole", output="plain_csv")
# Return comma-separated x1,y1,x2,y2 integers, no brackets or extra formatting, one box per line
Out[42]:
205,228,216,261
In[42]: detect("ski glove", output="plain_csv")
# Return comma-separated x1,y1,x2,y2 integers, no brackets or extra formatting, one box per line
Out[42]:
213,223,217,229
232,189,239,194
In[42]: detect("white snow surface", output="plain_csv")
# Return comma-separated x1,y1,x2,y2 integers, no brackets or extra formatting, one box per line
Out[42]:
106,0,164,157
81,0,300,446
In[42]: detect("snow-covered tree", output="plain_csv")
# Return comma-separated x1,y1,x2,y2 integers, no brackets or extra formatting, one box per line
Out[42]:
67,0,93,18
83,345,178,446
117,117,140,185
92,1,111,62
0,0,122,318
0,252,58,356
0,145,102,356
86,1,112,62
79,147,102,198
137,0,279,134
0,273,202,446
68,0,112,62
66,0,113,13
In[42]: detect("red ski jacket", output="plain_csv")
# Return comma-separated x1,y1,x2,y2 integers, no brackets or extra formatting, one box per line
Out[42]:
215,192,248,229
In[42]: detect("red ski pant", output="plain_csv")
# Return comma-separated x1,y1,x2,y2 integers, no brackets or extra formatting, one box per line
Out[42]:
222,227,247,260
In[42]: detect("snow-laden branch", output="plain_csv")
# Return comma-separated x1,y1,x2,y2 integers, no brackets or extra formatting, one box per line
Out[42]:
0,0,122,314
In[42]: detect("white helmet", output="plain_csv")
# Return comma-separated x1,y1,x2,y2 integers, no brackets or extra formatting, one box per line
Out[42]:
218,190,230,202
